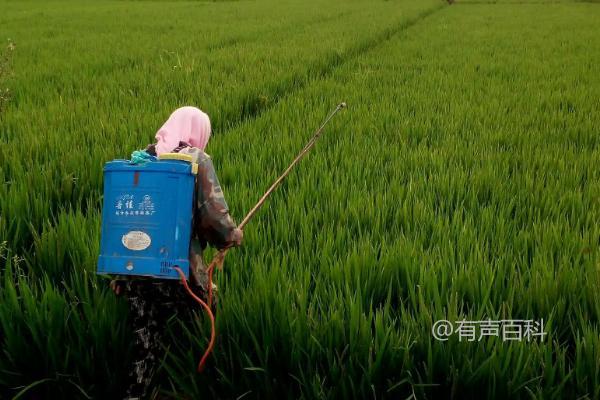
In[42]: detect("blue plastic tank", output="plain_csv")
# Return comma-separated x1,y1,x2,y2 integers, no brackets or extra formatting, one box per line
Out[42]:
97,153,197,280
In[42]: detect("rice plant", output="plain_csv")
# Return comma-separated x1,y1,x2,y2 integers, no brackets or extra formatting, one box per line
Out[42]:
0,39,15,114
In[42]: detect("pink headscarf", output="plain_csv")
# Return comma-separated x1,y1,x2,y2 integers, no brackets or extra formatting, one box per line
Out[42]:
154,106,211,155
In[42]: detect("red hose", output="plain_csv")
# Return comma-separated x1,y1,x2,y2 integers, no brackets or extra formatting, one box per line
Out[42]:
173,266,215,373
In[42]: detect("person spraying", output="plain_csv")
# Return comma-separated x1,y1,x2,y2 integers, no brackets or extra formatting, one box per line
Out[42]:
102,102,345,399
109,106,243,400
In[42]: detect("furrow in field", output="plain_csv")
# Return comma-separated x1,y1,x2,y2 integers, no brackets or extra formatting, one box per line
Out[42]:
0,0,445,257
10,1,447,280
206,9,357,52
216,3,446,130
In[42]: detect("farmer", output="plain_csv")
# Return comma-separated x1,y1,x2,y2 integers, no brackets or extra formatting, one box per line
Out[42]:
110,106,243,400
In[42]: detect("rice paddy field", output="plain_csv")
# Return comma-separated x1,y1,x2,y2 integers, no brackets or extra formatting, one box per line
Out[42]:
1,0,599,398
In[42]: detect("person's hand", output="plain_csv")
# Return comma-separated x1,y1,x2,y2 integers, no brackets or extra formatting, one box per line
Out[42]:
227,228,244,247
109,279,124,295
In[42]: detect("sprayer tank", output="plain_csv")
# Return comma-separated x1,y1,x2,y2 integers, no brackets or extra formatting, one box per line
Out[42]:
97,155,196,279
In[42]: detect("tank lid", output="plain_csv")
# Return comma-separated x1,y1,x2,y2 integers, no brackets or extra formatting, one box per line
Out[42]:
158,153,192,163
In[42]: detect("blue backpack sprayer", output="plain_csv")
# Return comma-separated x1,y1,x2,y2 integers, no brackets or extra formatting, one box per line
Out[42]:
97,103,346,371
97,152,196,279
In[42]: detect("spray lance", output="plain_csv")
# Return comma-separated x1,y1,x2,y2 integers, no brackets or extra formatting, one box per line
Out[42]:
173,102,347,372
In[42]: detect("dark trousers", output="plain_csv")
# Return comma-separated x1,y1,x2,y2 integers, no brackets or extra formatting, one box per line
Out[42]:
122,279,203,399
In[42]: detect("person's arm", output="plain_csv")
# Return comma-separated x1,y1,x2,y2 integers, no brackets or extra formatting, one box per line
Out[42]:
194,153,242,249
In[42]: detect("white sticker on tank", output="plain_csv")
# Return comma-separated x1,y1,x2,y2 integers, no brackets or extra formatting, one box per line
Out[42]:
122,231,151,251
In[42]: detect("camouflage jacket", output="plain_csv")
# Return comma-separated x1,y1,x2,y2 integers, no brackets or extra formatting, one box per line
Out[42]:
173,144,238,250
113,142,237,287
